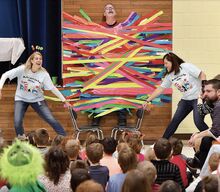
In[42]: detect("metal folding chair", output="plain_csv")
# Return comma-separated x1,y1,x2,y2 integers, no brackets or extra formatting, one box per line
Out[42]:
111,108,145,140
68,107,104,140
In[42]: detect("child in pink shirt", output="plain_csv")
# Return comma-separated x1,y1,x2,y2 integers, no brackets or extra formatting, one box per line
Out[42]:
100,137,121,176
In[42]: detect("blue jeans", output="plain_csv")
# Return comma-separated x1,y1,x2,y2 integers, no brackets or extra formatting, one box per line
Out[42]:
163,99,209,139
14,100,66,136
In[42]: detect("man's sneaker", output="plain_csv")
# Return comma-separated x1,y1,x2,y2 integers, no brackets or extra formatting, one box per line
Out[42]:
186,157,200,178
186,157,201,169
118,119,127,127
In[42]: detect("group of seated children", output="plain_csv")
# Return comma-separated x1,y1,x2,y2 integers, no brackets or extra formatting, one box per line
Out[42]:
0,129,219,192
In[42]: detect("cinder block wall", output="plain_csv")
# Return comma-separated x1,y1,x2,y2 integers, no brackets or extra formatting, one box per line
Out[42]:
173,0,220,134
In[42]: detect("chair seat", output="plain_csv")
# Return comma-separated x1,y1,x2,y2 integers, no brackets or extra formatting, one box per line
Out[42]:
78,126,101,131
115,126,137,131
111,108,145,140
68,108,104,139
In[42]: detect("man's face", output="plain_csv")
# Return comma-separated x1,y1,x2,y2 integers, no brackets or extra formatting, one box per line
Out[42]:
203,84,220,103
104,4,116,18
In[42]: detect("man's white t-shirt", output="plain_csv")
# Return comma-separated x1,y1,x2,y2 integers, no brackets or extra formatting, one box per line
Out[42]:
7,65,54,102
161,63,202,100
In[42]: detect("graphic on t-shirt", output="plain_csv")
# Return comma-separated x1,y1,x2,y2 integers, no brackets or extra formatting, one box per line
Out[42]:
172,73,192,93
20,76,43,95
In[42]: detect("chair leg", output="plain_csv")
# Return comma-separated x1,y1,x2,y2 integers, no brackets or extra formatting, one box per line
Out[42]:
76,132,80,140
114,129,118,140
111,128,117,138
99,130,104,140
111,129,115,138
96,130,100,140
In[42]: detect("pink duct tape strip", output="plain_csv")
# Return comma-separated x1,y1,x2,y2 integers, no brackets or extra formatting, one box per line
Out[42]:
63,12,103,27
122,66,158,83
91,61,159,88
64,44,95,56
73,99,140,111
82,48,141,88
63,24,169,49
63,33,109,39
118,68,155,89
92,59,155,89
92,87,172,96
92,88,153,95
63,22,172,39
123,23,172,30
119,27,172,36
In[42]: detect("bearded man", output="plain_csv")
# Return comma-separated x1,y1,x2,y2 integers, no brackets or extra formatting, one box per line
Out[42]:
187,78,220,170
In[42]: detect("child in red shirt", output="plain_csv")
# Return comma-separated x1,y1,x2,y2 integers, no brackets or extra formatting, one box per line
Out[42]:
169,137,188,187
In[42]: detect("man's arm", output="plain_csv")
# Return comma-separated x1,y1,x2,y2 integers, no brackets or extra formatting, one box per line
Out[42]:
188,130,214,150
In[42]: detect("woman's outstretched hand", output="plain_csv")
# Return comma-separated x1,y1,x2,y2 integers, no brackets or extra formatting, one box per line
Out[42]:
64,101,72,108
142,101,151,112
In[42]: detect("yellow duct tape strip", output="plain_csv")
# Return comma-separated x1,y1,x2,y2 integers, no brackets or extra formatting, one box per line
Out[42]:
139,11,163,25
63,72,96,77
44,96,77,102
90,38,121,54
93,83,142,88
94,107,121,117
81,47,142,92
63,55,162,64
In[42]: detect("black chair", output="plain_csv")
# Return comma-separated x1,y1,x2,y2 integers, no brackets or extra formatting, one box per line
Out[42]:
111,108,145,140
68,107,104,140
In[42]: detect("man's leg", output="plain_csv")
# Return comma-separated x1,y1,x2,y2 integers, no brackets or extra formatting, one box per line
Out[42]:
196,136,214,168
91,116,102,127
187,136,214,171
117,109,127,127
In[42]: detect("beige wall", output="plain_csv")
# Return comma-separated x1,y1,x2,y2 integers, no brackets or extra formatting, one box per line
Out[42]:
173,0,220,133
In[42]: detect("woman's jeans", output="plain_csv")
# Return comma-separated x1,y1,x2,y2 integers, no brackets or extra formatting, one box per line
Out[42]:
163,99,209,139
14,100,66,136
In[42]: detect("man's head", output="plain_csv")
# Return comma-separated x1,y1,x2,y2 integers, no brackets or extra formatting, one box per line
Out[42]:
203,79,220,103
103,3,116,18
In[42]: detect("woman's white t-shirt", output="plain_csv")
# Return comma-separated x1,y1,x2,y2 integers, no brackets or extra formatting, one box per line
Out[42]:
161,63,202,100
6,65,54,102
